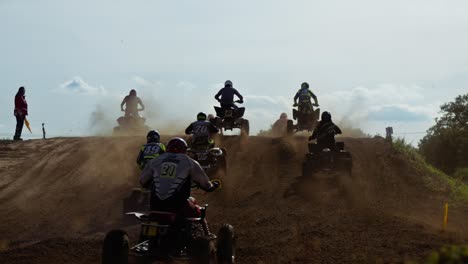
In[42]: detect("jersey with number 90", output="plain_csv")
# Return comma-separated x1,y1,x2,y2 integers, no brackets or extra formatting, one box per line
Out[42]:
139,152,212,210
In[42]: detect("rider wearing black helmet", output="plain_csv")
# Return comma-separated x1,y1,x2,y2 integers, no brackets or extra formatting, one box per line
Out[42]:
214,80,244,109
294,82,319,114
185,112,219,149
140,137,219,217
136,130,166,170
309,111,342,150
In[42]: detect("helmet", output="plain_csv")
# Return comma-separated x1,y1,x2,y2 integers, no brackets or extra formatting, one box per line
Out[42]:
208,114,215,120
166,137,188,153
146,130,160,143
280,113,287,119
197,112,207,121
321,111,332,122
301,82,309,89
224,80,233,87
130,89,137,96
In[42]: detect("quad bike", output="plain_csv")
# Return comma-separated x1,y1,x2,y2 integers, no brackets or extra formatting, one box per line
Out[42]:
290,142,352,201
302,141,352,178
103,183,236,264
187,144,227,180
213,100,249,137
287,104,320,135
113,112,150,136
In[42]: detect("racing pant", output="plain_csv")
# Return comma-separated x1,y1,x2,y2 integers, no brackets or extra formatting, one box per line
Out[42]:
151,198,201,218
124,110,140,118
151,198,213,236
221,102,238,110
176,198,202,218
298,101,313,114
317,137,337,151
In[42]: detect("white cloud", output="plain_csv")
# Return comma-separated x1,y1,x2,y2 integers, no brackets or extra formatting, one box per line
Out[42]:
367,105,431,122
133,76,161,89
60,76,106,95
177,81,196,92
321,84,437,123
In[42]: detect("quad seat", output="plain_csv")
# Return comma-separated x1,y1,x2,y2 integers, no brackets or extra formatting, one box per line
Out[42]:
145,211,177,223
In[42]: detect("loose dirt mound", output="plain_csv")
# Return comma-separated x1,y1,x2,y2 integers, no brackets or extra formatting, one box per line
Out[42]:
0,136,466,263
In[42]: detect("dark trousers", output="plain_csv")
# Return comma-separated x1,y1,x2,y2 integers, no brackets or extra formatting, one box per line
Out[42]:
14,115,25,139
298,102,313,113
221,103,238,110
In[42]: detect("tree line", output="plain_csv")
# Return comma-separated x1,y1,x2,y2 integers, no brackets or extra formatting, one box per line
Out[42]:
419,94,468,181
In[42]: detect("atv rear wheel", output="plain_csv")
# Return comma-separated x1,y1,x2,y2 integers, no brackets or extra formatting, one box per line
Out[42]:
102,230,129,264
190,236,217,264
240,119,249,137
217,224,236,264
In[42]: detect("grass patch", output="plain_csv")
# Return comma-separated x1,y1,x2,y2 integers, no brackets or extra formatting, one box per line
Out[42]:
426,245,468,263
454,167,468,183
392,138,468,204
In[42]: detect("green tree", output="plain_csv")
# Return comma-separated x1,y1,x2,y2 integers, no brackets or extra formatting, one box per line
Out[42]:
419,94,468,174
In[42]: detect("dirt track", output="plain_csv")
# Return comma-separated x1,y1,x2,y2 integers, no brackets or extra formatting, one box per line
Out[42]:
0,136,467,263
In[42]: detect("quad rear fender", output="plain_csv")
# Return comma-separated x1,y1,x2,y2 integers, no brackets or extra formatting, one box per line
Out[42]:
125,212,148,221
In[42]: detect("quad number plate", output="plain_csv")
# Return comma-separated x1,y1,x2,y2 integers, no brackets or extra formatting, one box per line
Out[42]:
142,222,158,237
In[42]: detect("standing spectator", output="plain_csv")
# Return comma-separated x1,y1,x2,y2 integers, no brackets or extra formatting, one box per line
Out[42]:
13,87,28,141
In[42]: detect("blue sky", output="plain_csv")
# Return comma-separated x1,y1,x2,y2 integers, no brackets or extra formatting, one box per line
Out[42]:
1,0,467,144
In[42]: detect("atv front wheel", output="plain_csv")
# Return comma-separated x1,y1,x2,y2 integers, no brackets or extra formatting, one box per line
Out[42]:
217,224,236,264
102,229,129,264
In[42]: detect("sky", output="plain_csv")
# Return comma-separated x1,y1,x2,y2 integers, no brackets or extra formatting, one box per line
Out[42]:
0,0,467,144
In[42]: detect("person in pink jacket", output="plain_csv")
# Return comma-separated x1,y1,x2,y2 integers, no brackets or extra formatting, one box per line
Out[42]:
13,87,28,141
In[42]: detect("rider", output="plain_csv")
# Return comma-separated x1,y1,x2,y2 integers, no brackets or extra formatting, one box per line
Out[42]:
293,82,319,114
140,137,220,217
309,111,342,150
121,89,145,117
214,80,244,109
185,112,219,149
207,114,217,125
272,113,288,137
136,130,166,170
